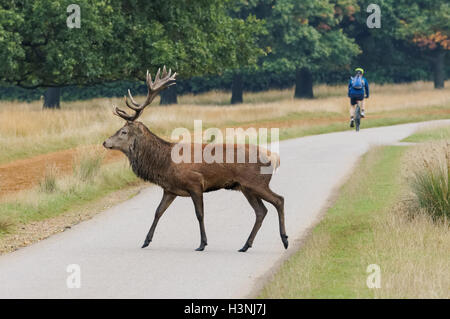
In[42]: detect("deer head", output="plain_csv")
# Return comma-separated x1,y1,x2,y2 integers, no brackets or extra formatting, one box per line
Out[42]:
103,67,176,153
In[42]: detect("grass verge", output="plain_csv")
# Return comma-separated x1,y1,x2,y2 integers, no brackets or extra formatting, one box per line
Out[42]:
403,123,450,142
279,109,450,140
259,144,449,298
0,158,139,237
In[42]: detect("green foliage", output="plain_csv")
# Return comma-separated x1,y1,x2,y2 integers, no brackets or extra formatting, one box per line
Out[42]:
0,0,447,101
0,0,264,88
394,0,449,51
262,0,360,73
344,0,432,83
1,0,122,87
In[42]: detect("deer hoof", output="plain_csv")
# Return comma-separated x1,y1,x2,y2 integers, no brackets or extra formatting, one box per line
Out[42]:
238,244,250,252
282,235,289,249
141,240,151,249
195,243,207,251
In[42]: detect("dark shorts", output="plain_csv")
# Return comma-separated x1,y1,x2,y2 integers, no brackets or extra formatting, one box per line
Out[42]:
350,96,364,105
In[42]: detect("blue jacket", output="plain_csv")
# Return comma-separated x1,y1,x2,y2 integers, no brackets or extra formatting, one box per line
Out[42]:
348,76,369,98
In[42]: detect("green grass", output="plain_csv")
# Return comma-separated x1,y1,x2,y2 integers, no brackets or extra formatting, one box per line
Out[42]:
259,146,406,298
403,124,450,142
0,216,13,233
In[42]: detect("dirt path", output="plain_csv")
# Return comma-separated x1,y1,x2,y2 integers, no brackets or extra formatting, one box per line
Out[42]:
0,147,124,198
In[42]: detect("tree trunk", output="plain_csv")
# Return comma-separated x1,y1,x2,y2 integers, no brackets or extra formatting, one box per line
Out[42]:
43,87,61,109
294,67,314,99
433,49,445,89
159,85,177,105
231,72,243,104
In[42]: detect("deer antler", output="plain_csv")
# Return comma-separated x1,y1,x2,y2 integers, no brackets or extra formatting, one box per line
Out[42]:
113,66,177,121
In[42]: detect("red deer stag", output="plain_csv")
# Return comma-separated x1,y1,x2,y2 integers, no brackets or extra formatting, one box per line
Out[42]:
103,67,287,252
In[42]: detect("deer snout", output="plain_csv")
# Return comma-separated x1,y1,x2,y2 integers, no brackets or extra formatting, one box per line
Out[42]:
103,139,112,149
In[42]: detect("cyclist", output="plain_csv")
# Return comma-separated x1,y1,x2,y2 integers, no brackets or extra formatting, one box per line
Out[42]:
348,67,369,128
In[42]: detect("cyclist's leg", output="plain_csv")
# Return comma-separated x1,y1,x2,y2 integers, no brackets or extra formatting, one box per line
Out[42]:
349,98,356,127
360,99,365,117
350,97,357,117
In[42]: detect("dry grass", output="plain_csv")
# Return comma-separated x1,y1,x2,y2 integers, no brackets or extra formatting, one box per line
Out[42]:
368,205,449,298
407,142,450,219
72,147,104,182
363,144,450,298
38,164,59,194
1,81,449,164
0,155,137,228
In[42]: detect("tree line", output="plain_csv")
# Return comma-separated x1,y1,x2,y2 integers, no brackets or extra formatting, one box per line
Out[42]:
0,0,448,108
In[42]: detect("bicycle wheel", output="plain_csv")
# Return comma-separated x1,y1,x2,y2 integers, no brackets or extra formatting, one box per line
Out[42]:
355,105,361,132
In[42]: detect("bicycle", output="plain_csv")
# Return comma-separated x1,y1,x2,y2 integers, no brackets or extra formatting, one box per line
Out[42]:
354,101,362,132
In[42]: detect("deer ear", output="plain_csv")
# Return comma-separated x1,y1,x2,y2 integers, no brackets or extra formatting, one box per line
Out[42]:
138,125,147,134
129,137,137,153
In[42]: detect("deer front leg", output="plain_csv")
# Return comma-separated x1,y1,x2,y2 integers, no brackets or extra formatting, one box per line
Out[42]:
142,191,176,248
189,191,207,251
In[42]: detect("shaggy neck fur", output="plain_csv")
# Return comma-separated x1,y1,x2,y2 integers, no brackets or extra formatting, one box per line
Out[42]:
126,127,173,187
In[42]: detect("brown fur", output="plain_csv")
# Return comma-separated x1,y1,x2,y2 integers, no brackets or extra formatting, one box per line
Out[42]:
104,122,288,251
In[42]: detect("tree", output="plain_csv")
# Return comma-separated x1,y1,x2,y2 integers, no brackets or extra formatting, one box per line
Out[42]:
394,0,449,88
0,0,264,107
228,0,269,104
120,0,264,105
0,1,130,108
263,0,360,98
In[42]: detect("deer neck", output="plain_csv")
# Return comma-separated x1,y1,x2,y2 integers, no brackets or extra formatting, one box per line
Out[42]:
128,130,173,185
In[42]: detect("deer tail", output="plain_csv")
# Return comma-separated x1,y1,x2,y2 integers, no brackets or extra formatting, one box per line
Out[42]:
269,152,280,173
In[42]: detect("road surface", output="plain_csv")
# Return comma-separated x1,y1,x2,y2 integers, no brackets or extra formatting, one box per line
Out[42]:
0,120,448,298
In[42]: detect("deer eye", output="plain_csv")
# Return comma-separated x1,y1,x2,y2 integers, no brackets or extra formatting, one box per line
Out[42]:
121,131,127,135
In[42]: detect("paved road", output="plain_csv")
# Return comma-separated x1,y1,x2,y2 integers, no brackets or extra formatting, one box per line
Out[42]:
0,120,448,298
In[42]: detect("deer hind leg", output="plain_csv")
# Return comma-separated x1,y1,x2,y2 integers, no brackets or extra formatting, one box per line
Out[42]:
243,184,288,249
142,191,177,248
189,191,208,251
239,189,268,252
